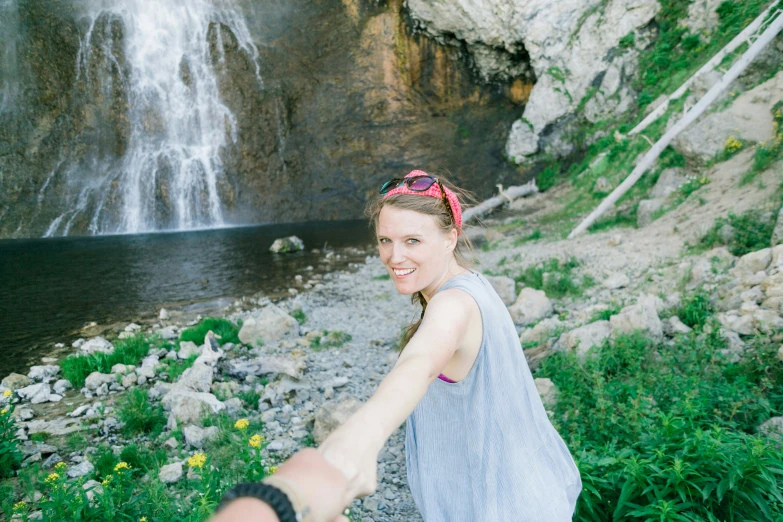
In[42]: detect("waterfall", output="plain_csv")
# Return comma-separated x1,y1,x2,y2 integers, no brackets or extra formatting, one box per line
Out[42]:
43,0,263,237
0,0,21,113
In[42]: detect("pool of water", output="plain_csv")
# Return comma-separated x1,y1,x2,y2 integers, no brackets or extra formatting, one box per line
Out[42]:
0,220,375,376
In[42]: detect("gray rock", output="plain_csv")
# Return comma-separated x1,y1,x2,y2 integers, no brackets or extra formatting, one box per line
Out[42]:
519,317,562,345
610,295,663,338
84,372,114,391
637,199,664,228
13,406,34,421
717,313,754,336
664,316,692,336
52,379,72,395
534,378,558,408
505,120,538,163
26,418,84,437
778,345,783,363
223,397,244,416
228,355,306,380
603,273,630,289
735,248,772,274
593,177,612,194
82,480,103,502
238,304,300,346
758,416,783,442
79,337,114,355
718,329,746,362
269,236,305,253
650,168,686,199
484,275,517,306
27,365,60,383
16,383,51,404
772,206,783,247
68,405,90,418
159,461,184,484
2,373,32,389
508,288,553,326
183,425,220,448
159,308,170,321
43,453,62,468
164,437,179,450
313,393,362,444
753,309,783,333
556,321,611,357
121,373,138,388
158,326,178,340
110,364,132,375
161,388,225,424
178,341,202,359
67,460,94,479
176,362,214,393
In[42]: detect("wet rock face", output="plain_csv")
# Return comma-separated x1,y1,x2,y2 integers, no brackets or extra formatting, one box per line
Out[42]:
0,0,527,238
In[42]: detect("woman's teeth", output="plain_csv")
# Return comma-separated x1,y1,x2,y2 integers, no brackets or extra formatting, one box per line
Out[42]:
393,268,416,276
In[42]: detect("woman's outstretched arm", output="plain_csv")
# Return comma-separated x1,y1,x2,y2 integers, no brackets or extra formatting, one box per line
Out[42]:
317,288,474,500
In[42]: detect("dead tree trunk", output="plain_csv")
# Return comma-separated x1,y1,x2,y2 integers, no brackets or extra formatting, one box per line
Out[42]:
463,180,538,224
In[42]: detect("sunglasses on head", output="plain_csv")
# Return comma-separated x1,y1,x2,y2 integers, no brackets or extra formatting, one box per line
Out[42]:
379,175,455,225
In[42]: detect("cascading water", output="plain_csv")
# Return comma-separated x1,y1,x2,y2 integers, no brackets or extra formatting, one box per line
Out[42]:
42,0,263,237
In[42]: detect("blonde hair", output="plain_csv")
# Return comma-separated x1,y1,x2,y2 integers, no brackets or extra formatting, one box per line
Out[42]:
365,172,476,352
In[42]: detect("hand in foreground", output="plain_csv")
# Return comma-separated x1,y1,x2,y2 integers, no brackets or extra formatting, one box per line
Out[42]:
210,448,351,522
317,424,380,501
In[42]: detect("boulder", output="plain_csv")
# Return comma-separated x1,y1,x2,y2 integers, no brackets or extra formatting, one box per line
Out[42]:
238,304,300,346
556,321,611,357
183,425,220,448
178,341,202,359
228,355,306,381
485,275,517,306
16,383,52,404
313,393,362,444
508,288,553,326
637,199,664,228
505,120,539,162
534,378,558,408
13,406,34,421
26,417,84,436
157,326,178,340
223,397,244,416
663,316,692,336
735,248,772,274
159,462,183,483
84,372,114,391
269,236,305,253
718,329,745,362
2,373,32,389
79,337,114,355
772,207,783,247
610,295,663,338
603,273,630,290
67,461,94,479
161,389,225,424
650,168,686,199
717,312,755,336
52,379,72,395
121,373,138,388
27,365,60,383
758,416,783,442
159,308,170,321
519,317,562,345
753,309,783,333
176,362,214,393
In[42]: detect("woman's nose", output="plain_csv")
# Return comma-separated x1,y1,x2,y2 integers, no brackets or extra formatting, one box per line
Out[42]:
389,242,406,263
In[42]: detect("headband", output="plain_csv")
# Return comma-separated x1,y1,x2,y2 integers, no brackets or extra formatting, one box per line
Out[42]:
382,170,463,230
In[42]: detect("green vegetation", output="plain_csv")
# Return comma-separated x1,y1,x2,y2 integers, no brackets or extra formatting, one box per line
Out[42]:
537,327,783,520
512,257,594,299
180,317,241,346
512,229,542,246
673,290,715,330
161,354,198,382
0,406,22,480
60,333,163,389
116,389,166,437
589,304,621,323
310,330,352,350
236,389,261,408
372,273,391,280
743,101,783,185
291,307,308,324
698,205,781,256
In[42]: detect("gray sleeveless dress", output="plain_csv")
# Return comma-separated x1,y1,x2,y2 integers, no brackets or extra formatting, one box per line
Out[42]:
405,269,582,521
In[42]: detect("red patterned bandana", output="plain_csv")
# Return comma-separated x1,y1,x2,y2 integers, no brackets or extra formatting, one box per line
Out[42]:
382,170,463,230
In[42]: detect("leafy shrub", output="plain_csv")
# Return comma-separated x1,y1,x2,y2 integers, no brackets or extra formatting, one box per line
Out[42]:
514,257,592,299
674,291,714,329
291,308,307,325
0,406,22,479
699,208,778,256
61,333,157,389
180,317,241,346
537,330,783,520
237,389,261,408
120,444,166,473
116,389,166,437
93,445,118,481
310,330,352,350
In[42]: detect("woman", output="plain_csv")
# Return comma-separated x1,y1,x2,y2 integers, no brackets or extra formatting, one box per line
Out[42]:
214,169,581,522
318,169,582,520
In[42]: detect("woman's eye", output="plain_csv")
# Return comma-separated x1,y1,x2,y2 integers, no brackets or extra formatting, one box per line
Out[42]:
407,238,419,244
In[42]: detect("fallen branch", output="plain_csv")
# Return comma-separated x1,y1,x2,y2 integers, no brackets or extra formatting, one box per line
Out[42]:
463,180,538,224
569,9,783,239
630,1,779,136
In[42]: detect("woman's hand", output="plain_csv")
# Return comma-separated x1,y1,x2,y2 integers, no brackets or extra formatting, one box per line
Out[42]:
317,422,382,500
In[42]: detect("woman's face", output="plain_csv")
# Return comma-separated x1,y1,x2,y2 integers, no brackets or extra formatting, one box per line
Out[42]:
376,205,457,299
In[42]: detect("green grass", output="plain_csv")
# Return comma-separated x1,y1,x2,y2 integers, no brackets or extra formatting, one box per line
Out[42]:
512,257,594,299
589,304,621,323
291,307,308,324
674,290,715,330
60,333,162,389
372,273,391,280
0,406,22,479
742,101,783,185
698,207,780,256
180,317,241,346
161,355,198,382
512,229,542,246
116,389,166,437
537,328,783,520
310,330,352,350
236,389,262,408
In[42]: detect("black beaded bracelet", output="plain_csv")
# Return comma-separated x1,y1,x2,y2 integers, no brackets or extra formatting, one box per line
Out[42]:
217,482,298,522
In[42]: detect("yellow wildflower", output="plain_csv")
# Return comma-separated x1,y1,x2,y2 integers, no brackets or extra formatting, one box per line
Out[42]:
102,475,112,486
54,461,67,472
3,389,11,397
234,418,250,431
248,434,265,448
45,472,60,484
268,466,279,474
724,136,742,154
140,517,148,522
114,461,131,472
187,453,207,469
13,501,27,513
0,408,7,415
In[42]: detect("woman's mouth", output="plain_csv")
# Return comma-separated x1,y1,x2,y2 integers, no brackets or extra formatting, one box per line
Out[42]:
392,267,416,278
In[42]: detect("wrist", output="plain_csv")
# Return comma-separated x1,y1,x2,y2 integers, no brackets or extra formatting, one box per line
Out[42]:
211,497,279,522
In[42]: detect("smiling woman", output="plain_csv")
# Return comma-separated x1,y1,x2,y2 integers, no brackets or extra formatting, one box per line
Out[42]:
314,170,582,520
